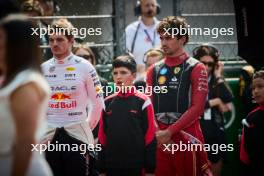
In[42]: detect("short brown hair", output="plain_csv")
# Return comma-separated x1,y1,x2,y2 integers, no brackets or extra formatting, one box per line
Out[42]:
144,48,164,63
157,16,189,45
145,49,163,59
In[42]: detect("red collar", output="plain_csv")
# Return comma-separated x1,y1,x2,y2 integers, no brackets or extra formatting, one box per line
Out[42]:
117,86,137,97
164,52,189,67
259,105,264,110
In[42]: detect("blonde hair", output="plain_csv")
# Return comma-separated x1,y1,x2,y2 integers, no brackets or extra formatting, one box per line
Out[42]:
50,18,74,39
144,48,164,63
146,49,163,59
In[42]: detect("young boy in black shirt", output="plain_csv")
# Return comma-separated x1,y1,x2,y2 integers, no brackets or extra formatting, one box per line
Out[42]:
98,54,157,176
240,70,264,176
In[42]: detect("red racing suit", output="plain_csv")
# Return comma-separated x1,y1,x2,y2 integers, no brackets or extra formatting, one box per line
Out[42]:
146,52,210,176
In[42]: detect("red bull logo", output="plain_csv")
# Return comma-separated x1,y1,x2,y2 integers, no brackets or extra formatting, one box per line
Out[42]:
50,93,71,100
49,93,77,109
49,101,77,109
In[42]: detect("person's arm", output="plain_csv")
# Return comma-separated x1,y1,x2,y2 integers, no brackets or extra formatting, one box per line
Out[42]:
142,98,157,174
208,81,233,112
216,82,233,111
86,67,105,130
208,98,229,112
10,82,45,176
167,63,208,134
213,61,234,112
225,102,233,111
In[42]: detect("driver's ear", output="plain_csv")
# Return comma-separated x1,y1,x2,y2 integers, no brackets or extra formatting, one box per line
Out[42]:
69,36,75,44
179,36,186,45
132,72,137,79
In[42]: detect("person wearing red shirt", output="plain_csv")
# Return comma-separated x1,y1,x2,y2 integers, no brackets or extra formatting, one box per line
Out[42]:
146,16,212,176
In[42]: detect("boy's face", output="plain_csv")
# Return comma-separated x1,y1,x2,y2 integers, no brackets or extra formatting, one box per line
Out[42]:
252,78,264,105
113,67,136,87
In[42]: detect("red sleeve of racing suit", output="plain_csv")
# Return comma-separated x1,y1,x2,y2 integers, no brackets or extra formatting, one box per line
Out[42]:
240,128,250,165
98,110,107,173
140,96,157,173
168,63,208,134
98,110,106,146
143,98,157,145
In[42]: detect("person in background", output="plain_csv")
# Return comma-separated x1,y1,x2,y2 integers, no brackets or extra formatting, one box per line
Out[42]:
0,0,20,87
73,44,96,65
144,48,164,68
126,0,161,75
134,48,164,89
0,0,19,20
139,48,164,80
37,0,57,25
238,65,257,115
240,70,264,176
21,0,53,61
193,43,234,176
21,0,44,17
0,14,52,176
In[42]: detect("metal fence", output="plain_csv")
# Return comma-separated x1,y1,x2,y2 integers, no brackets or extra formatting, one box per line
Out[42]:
28,0,243,79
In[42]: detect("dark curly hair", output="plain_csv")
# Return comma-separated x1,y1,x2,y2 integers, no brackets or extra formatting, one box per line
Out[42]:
157,16,189,45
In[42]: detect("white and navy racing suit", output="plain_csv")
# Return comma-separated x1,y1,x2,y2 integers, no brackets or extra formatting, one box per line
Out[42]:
41,53,104,176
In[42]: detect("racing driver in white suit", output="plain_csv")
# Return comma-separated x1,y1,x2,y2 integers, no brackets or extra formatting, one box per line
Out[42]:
41,18,104,176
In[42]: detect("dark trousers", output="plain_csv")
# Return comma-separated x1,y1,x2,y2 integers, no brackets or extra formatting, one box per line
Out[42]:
45,127,98,176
